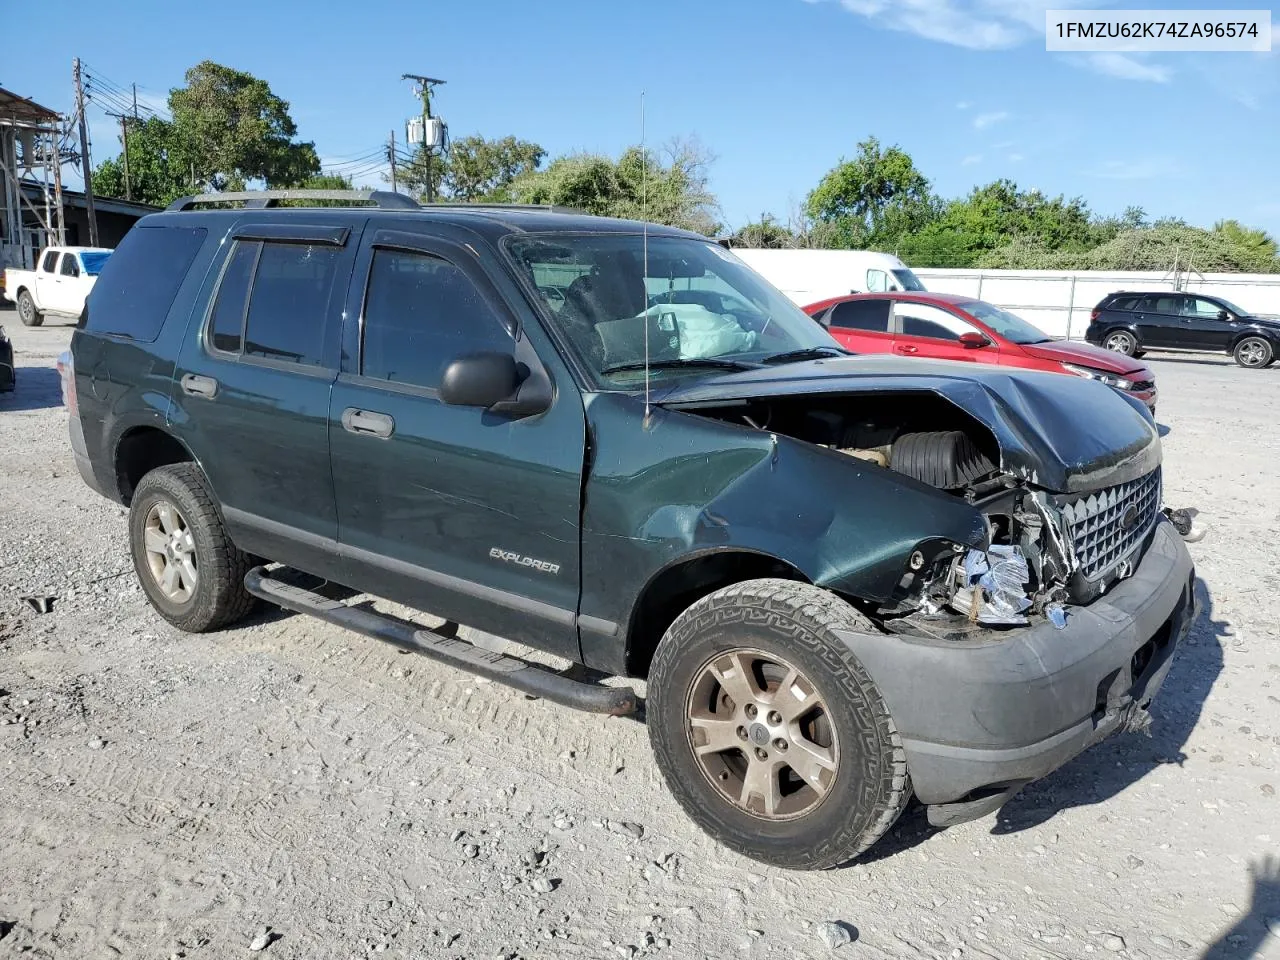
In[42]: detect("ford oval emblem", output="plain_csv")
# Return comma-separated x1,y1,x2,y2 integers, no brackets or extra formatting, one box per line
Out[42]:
1120,504,1139,531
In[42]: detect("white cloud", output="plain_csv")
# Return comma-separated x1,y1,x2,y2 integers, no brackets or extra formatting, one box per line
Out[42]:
820,1,1183,84
1008,152,1025,162
1089,157,1183,180
956,100,973,109
973,110,1009,129
962,153,983,165
1079,52,1172,83
991,139,1015,150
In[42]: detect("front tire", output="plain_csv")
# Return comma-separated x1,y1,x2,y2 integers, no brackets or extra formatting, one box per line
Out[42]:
1104,330,1137,356
129,463,256,632
1233,336,1273,369
16,290,43,327
647,579,910,870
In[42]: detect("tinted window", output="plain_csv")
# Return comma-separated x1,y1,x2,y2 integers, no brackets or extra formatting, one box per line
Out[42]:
80,251,110,275
42,250,60,272
361,248,512,390
1108,295,1142,311
243,242,339,366
59,255,80,277
209,241,258,353
1138,295,1181,315
84,226,207,341
892,268,926,292
829,299,891,332
896,302,977,341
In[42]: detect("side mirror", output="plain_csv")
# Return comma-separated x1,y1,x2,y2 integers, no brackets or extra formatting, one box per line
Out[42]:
958,331,991,349
1217,309,1231,321
439,352,521,408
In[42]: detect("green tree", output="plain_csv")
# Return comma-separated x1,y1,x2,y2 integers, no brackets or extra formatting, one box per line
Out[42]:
510,140,720,235
447,135,545,201
729,214,797,248
805,137,935,247
92,116,189,207
1214,219,1279,270
168,60,319,192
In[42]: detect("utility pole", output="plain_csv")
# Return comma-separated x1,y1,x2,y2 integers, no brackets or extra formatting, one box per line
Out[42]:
388,128,397,193
107,111,131,200
72,58,99,245
402,73,445,203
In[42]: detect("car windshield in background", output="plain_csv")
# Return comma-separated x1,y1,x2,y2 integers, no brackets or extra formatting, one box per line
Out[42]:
505,233,839,387
79,252,111,275
960,299,1052,345
892,268,926,291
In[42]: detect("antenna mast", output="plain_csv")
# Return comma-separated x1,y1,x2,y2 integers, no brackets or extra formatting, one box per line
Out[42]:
641,92,650,419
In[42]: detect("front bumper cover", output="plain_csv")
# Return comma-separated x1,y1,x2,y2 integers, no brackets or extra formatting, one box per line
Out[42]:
835,518,1195,811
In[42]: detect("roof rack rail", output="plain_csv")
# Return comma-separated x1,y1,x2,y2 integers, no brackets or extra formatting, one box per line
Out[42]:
165,189,421,212
421,202,586,215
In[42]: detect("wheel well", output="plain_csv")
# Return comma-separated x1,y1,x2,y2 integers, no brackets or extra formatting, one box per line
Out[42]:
625,551,806,679
1230,331,1271,349
115,427,194,503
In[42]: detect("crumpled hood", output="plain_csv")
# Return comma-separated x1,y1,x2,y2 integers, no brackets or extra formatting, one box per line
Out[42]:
657,355,1161,494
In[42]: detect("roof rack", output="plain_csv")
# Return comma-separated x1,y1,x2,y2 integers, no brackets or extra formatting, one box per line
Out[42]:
421,202,587,215
166,189,420,212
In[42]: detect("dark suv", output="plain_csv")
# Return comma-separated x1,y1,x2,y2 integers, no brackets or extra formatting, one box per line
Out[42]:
1087,291,1280,368
67,191,1196,869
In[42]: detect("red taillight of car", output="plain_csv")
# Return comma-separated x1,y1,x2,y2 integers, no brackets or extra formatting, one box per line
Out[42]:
56,350,77,415
1090,308,1100,322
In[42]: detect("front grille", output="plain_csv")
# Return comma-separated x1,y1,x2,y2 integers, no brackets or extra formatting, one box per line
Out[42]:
1130,379,1155,391
1060,468,1162,580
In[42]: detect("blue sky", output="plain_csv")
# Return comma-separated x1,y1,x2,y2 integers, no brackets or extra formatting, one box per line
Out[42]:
6,0,1278,234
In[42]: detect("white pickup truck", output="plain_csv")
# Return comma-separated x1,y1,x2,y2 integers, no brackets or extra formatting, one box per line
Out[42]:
2,246,112,326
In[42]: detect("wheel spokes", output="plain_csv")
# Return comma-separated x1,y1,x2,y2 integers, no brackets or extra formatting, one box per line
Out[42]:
739,755,783,816
689,714,743,756
708,651,761,710
785,735,837,792
143,526,168,555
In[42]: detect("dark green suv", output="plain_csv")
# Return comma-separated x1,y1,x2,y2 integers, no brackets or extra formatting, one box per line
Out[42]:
67,191,1196,869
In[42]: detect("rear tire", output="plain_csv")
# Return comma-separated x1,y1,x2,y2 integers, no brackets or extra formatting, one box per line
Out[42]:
129,463,256,632
1233,336,1273,369
1104,330,1136,356
647,578,910,870
16,290,43,327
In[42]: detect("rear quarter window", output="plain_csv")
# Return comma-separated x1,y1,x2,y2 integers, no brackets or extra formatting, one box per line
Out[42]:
84,225,207,341
1106,295,1142,311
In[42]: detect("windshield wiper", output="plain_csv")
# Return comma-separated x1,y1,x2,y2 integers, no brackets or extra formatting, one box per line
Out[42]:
601,357,759,375
760,346,850,365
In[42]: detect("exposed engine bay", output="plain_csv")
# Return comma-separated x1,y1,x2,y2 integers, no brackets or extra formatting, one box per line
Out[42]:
682,390,1174,638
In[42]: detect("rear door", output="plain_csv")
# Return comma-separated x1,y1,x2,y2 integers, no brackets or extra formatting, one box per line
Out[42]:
171,220,359,582
889,301,1002,363
824,298,893,353
328,224,587,659
1132,295,1182,347
1178,296,1236,349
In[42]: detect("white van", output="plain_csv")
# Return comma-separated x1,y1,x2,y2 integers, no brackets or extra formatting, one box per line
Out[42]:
729,248,926,308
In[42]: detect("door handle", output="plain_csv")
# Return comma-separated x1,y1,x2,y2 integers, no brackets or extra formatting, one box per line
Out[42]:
895,345,918,354
342,407,395,439
181,374,218,398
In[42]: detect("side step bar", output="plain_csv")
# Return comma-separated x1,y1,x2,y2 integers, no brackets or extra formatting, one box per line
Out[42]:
244,567,638,716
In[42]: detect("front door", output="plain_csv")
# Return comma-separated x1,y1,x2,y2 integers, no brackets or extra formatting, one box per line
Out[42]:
171,221,358,581
889,301,1002,363
328,226,587,659
1178,296,1237,349
54,252,93,316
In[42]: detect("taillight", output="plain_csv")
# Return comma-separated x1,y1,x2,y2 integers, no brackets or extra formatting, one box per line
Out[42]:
56,350,77,415
1090,308,1100,322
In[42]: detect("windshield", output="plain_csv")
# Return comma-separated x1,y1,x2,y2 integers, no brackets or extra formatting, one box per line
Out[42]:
891,268,926,291
506,233,840,387
79,251,111,275
958,299,1052,345
1215,296,1248,316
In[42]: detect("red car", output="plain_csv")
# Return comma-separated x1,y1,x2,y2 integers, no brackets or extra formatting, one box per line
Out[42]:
805,292,1157,413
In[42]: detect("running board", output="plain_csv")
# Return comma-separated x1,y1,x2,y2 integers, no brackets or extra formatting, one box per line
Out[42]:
244,567,638,716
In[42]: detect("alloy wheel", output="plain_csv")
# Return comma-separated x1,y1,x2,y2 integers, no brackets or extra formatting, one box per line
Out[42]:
1238,338,1268,367
142,500,198,603
685,648,838,820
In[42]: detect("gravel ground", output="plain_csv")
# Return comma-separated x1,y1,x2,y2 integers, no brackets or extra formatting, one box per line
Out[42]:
2,310,1279,960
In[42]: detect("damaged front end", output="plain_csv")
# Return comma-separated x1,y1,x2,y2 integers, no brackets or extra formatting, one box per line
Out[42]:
659,370,1180,639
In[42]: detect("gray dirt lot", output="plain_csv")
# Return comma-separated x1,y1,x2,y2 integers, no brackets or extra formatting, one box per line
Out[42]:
1,310,1278,960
